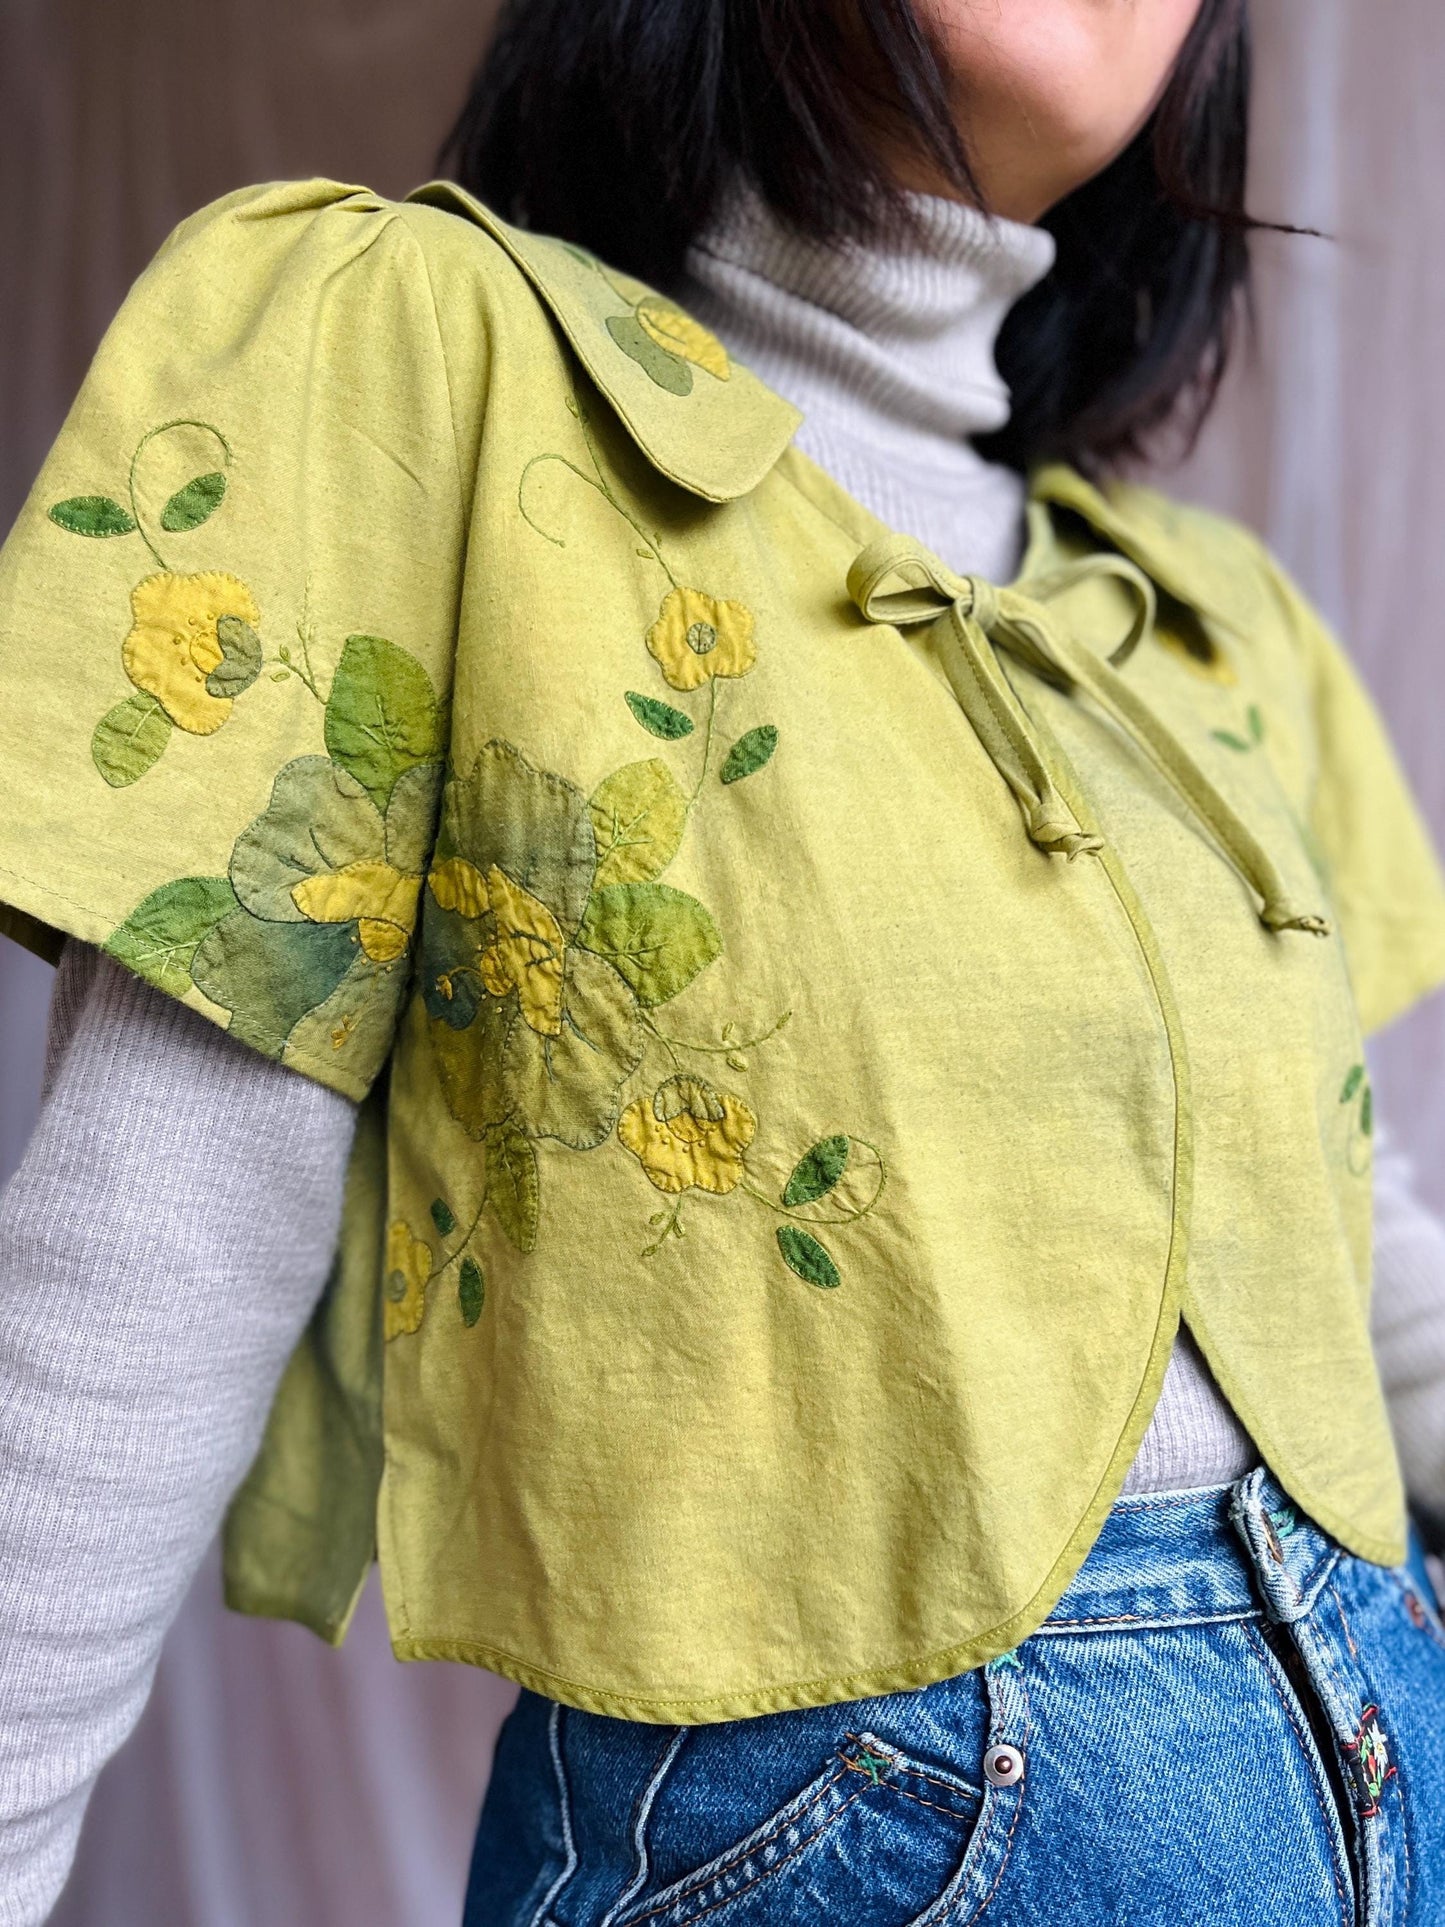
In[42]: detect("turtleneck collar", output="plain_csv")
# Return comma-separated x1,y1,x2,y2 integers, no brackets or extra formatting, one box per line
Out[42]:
685,183,1054,442
677,183,1056,582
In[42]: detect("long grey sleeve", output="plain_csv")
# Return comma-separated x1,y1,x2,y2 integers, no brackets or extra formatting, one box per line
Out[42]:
0,943,356,1926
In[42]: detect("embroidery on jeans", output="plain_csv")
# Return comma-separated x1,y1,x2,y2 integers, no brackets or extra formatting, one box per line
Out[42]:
1343,1703,1397,1818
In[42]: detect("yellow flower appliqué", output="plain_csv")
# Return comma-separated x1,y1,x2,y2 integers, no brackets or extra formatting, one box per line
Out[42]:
619,1079,758,1195
646,588,757,693
121,570,261,735
385,1219,431,1340
635,300,731,381
291,859,424,964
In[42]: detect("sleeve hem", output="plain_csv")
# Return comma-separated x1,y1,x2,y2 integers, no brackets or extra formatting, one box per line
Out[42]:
0,901,64,966
1358,937,1445,1038
0,856,371,1103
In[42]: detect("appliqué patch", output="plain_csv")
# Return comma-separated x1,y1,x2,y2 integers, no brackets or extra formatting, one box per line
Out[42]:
102,590,446,1098
407,389,886,1308
50,419,261,786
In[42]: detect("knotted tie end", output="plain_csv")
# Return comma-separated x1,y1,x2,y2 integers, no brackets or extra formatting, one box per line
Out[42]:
1029,819,1106,862
1260,906,1333,939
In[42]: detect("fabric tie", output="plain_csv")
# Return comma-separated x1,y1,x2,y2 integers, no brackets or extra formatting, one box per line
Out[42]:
847,534,1330,938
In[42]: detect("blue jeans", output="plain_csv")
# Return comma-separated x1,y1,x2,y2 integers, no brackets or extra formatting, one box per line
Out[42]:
463,1466,1445,1924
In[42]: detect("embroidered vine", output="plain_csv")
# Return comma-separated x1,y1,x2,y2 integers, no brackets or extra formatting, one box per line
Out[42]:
408,394,886,1316
49,420,261,786
52,420,372,790
386,1195,490,1338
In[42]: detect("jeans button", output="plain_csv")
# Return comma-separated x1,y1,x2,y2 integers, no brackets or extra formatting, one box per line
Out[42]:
983,1743,1024,1787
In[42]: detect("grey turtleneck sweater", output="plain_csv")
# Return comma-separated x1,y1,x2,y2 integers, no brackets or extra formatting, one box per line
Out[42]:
4,185,1445,1924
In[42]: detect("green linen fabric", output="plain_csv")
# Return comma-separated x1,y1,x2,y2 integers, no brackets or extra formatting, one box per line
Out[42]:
2,179,1445,1723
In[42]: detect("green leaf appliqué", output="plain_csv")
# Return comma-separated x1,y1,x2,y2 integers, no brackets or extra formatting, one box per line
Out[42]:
488,1122,540,1253
783,1135,850,1208
1341,1064,1365,1103
324,634,442,810
104,875,239,996
160,472,228,533
720,725,778,785
49,496,137,539
204,615,262,698
92,692,172,786
578,882,722,1006
590,759,689,887
459,1256,485,1326
777,1226,841,1289
625,691,695,740
430,1197,457,1236
605,314,694,395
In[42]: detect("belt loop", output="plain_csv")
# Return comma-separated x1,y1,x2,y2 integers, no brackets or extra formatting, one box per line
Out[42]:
1229,1467,1307,1622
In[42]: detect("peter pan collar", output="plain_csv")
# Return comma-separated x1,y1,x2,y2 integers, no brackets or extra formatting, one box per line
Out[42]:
405,184,1251,619
1028,462,1259,635
407,181,802,505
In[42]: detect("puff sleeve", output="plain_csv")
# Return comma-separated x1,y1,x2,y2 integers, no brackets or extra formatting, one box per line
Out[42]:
0,180,483,1100
1264,554,1445,1036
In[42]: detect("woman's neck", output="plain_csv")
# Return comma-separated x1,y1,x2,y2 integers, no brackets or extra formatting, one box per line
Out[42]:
678,185,1055,583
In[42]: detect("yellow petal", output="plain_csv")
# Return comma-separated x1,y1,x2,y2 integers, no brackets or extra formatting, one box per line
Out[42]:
618,1097,690,1193
428,856,491,919
358,917,411,964
682,1095,757,1195
483,867,566,1035
384,1219,431,1339
189,627,224,675
637,299,731,380
291,860,421,942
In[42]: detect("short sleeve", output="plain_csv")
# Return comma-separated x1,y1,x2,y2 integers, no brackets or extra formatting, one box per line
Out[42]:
0,180,481,1100
1264,550,1445,1037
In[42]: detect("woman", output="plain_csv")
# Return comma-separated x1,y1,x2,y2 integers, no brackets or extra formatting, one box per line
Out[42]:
2,0,1445,1920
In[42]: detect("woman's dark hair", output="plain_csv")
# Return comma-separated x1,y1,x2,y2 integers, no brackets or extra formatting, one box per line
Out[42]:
441,0,1253,474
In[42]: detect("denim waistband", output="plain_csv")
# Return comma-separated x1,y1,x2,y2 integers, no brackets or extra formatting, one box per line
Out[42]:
1036,1465,1353,1634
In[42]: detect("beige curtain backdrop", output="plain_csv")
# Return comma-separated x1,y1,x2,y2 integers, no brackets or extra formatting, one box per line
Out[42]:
1,1,1443,1920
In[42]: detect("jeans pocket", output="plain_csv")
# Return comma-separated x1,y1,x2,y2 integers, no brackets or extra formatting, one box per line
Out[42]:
610,1729,984,1927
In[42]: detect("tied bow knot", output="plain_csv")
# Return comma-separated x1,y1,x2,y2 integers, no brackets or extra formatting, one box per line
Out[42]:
846,534,1330,939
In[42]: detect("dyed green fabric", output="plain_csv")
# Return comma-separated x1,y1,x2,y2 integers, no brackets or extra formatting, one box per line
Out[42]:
2,179,1445,1722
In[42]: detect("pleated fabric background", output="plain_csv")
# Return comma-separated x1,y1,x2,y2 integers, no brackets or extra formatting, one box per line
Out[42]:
1,1,1443,1920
